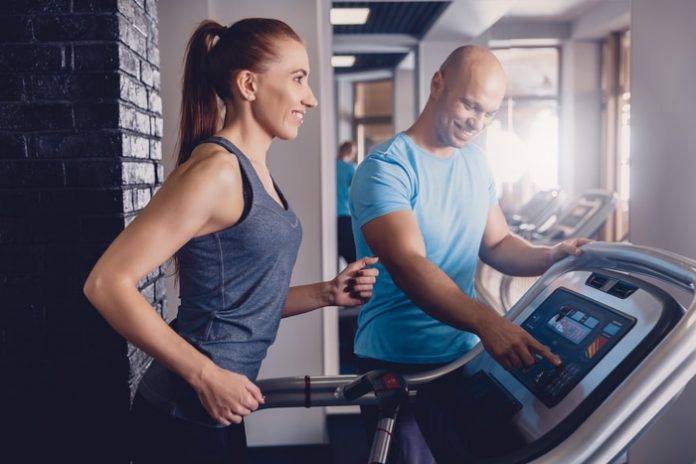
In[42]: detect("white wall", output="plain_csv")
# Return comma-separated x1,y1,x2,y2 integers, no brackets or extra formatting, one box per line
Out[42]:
335,77,354,144
626,0,696,461
629,0,696,261
393,58,416,133
158,0,335,447
417,40,468,112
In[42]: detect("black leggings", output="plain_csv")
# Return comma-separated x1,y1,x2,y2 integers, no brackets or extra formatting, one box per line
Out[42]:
337,215,356,263
357,358,446,464
130,393,248,464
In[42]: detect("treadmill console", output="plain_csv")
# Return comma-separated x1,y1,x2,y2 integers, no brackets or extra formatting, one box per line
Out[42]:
537,193,611,242
416,265,683,464
511,288,635,406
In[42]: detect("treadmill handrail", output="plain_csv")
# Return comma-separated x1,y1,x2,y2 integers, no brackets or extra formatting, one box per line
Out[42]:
502,240,696,313
579,241,696,290
257,345,485,408
401,345,484,385
506,242,696,324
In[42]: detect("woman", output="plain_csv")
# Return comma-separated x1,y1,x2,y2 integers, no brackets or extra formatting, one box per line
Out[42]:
336,140,358,264
84,18,378,463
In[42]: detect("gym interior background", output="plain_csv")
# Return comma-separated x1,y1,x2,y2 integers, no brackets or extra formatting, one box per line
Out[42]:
0,0,695,462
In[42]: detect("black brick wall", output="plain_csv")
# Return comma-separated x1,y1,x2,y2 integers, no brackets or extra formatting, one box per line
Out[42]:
0,1,162,462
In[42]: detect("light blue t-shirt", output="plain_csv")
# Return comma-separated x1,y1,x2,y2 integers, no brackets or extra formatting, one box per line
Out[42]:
350,133,498,364
336,159,356,217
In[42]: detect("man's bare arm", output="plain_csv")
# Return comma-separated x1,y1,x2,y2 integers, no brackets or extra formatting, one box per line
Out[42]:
479,205,588,276
361,210,560,369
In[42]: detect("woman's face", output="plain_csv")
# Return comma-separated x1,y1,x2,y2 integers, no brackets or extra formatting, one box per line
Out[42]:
252,39,318,140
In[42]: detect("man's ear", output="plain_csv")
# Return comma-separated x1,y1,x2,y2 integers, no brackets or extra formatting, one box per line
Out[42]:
235,70,258,102
430,70,445,99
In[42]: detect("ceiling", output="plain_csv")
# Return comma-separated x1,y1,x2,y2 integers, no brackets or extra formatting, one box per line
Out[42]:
332,1,449,38
332,0,630,74
332,1,449,74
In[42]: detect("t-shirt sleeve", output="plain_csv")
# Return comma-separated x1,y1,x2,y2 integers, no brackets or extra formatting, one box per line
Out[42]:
350,155,413,228
488,175,498,207
485,158,498,208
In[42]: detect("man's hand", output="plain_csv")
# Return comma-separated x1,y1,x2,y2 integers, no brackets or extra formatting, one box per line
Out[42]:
476,311,561,370
549,238,592,265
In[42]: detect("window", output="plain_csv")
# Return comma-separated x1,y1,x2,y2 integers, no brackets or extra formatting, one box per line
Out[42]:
600,31,631,241
353,79,394,161
487,47,561,213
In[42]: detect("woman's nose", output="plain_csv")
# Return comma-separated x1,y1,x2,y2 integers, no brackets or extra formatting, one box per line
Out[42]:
304,87,318,108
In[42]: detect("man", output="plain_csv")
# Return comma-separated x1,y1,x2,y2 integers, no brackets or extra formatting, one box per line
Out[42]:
349,45,588,463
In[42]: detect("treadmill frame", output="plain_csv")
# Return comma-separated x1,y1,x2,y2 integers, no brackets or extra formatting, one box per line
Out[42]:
257,243,696,464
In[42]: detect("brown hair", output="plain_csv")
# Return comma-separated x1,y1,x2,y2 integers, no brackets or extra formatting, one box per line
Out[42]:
177,18,301,165
337,140,356,160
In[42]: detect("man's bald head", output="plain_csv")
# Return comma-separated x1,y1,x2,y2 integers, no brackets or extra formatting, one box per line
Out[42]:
439,45,506,90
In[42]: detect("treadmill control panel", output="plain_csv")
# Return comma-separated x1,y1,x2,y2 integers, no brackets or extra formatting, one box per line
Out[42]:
511,288,636,407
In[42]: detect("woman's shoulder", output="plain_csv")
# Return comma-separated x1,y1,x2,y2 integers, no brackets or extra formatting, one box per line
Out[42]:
178,143,242,185
154,143,246,229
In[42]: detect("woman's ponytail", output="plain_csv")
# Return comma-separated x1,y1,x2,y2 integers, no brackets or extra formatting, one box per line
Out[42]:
177,20,226,166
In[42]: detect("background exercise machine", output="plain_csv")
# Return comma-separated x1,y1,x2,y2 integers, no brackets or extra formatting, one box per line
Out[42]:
476,190,618,314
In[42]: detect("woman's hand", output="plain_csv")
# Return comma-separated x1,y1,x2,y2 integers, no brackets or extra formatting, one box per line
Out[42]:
195,363,265,426
330,256,380,307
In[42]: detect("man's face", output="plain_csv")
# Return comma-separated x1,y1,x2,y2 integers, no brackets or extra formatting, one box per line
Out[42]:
432,67,506,149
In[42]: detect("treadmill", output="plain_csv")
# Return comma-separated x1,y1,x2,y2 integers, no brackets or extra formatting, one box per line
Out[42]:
257,242,696,463
497,190,619,312
506,188,565,237
531,190,617,245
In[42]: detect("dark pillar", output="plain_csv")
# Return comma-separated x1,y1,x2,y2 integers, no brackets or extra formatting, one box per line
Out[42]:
0,1,163,462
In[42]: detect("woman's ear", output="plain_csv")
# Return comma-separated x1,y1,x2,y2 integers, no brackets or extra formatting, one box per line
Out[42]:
235,70,257,102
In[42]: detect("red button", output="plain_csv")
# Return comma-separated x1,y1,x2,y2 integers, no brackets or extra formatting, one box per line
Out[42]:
383,373,401,390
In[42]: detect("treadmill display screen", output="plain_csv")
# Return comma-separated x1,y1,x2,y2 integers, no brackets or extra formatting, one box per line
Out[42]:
547,312,591,344
511,288,636,407
560,205,590,227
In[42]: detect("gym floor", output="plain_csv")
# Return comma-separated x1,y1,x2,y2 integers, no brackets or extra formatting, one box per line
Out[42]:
249,414,369,464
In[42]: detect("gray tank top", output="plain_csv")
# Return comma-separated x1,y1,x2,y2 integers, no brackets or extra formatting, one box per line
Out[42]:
138,136,302,426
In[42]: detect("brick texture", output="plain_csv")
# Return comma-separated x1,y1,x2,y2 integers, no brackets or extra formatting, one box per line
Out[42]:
0,1,163,461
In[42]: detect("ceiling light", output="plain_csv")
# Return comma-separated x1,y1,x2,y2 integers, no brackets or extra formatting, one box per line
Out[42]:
331,55,356,67
488,38,561,48
330,8,370,25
